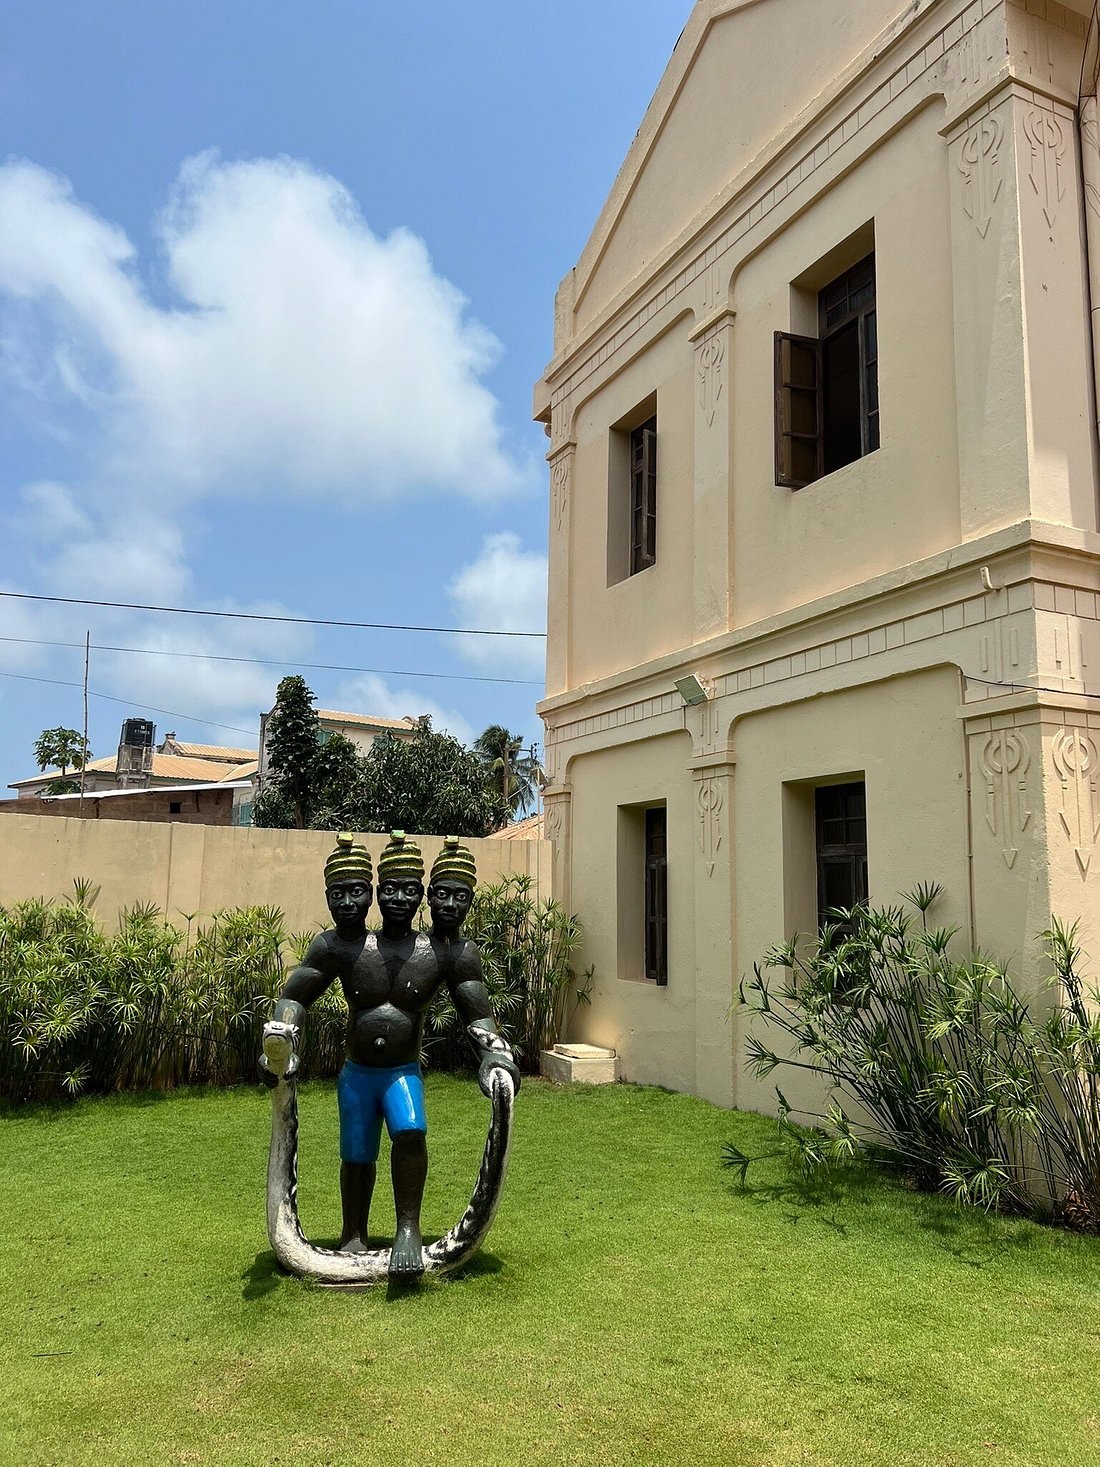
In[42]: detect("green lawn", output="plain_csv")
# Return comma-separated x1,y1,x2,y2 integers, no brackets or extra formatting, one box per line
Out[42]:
3,1077,1100,1467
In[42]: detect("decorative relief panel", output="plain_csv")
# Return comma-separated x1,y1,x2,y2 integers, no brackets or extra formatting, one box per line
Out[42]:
700,258,722,316
977,730,1033,868
548,445,574,535
688,697,724,760
1052,730,1100,876
1083,98,1100,228
696,334,726,429
1024,106,1066,229
956,14,1000,94
695,775,725,880
1018,10,1056,86
958,116,1006,238
549,395,572,451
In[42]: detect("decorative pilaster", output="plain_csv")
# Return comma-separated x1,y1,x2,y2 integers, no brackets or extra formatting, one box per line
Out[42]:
945,79,1095,536
545,438,575,696
689,309,735,642
543,785,573,914
690,751,736,1107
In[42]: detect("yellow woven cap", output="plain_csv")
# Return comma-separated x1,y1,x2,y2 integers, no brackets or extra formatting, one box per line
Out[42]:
377,830,425,883
324,833,373,888
429,836,477,889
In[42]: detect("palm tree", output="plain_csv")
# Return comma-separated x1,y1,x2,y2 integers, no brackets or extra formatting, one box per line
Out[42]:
473,726,541,823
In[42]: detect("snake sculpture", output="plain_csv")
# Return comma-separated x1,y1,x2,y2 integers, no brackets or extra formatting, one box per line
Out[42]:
262,1020,515,1285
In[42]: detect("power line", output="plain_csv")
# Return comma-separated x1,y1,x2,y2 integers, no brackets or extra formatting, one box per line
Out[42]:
0,588,547,638
0,635,544,688
0,670,258,737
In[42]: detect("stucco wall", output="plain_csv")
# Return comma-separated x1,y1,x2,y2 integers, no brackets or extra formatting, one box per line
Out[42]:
0,815,551,934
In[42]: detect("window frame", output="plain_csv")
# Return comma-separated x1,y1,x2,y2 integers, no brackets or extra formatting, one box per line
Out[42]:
775,251,878,489
643,805,668,985
814,781,868,930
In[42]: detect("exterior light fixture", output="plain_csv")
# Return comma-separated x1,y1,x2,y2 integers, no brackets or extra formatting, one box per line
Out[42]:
674,673,714,706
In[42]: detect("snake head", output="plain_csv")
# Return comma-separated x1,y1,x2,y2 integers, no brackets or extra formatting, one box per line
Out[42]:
261,1020,299,1079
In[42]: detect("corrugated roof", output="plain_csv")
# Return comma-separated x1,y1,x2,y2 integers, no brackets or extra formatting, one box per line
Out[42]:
147,755,241,781
168,742,255,761
45,781,250,801
488,813,544,841
10,753,242,788
316,709,417,731
218,759,258,781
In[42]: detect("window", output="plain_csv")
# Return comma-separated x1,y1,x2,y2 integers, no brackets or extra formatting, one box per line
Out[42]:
815,782,868,928
644,806,668,984
169,800,182,815
775,253,878,488
629,416,657,575
608,396,658,584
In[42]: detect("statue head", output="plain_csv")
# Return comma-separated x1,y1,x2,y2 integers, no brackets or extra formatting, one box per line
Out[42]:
323,833,373,932
376,830,425,932
427,836,477,937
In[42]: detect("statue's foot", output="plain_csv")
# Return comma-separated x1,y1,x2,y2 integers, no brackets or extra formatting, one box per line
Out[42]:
388,1221,425,1278
338,1233,369,1255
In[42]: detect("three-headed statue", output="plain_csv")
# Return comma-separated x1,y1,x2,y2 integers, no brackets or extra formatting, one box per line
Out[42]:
261,830,520,1280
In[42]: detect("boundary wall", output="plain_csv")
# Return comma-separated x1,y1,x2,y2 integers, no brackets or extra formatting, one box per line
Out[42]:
0,814,550,933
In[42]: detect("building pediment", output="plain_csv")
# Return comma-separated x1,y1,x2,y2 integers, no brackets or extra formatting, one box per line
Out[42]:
563,0,936,343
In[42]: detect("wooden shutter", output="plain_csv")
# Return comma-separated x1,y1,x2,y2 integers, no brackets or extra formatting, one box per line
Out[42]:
774,331,822,489
630,421,657,574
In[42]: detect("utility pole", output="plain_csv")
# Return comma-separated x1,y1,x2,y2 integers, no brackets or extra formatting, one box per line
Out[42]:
78,631,90,817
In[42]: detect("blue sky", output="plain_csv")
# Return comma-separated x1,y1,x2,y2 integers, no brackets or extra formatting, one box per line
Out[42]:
0,1,691,787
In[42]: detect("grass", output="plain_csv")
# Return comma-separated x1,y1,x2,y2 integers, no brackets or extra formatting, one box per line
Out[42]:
3,1079,1100,1467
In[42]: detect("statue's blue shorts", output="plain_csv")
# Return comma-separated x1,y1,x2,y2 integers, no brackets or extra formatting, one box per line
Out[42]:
337,1059,427,1164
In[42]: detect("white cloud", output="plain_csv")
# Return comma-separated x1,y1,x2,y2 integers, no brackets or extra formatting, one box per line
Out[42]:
447,532,547,678
0,153,524,501
333,671,475,748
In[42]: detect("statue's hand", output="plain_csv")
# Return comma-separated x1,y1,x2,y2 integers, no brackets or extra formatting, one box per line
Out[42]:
477,1050,521,1099
260,1020,300,1087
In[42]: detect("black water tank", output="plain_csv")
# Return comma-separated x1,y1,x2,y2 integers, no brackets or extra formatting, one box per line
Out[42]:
121,718,155,748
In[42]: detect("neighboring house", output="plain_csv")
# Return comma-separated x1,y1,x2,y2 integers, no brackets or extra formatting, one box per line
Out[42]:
0,781,252,826
255,706,418,791
8,720,257,801
535,0,1100,1110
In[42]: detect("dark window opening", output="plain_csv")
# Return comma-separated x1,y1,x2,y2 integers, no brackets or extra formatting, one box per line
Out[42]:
776,252,878,488
815,782,868,929
644,806,668,984
629,417,657,575
169,800,182,815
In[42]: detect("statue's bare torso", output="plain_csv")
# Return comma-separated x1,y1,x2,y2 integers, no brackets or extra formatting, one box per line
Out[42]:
289,928,489,1069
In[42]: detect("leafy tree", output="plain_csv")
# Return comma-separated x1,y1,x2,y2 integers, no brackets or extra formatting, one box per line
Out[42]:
358,717,501,837
33,727,91,796
252,676,368,831
473,725,540,823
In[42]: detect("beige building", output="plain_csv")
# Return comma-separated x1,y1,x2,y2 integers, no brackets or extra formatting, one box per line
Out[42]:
255,706,417,791
535,0,1100,1110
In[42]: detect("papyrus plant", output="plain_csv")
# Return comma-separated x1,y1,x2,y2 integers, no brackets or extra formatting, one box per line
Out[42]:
727,886,1100,1230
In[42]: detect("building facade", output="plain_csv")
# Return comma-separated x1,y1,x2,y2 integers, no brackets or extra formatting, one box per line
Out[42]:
536,0,1100,1110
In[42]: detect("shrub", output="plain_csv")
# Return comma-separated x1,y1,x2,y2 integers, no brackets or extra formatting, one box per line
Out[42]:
0,887,318,1102
0,878,592,1100
728,887,1100,1230
425,874,592,1073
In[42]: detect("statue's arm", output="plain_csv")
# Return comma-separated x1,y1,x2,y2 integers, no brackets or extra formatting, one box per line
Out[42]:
274,934,338,1024
448,942,521,1096
260,935,336,1085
